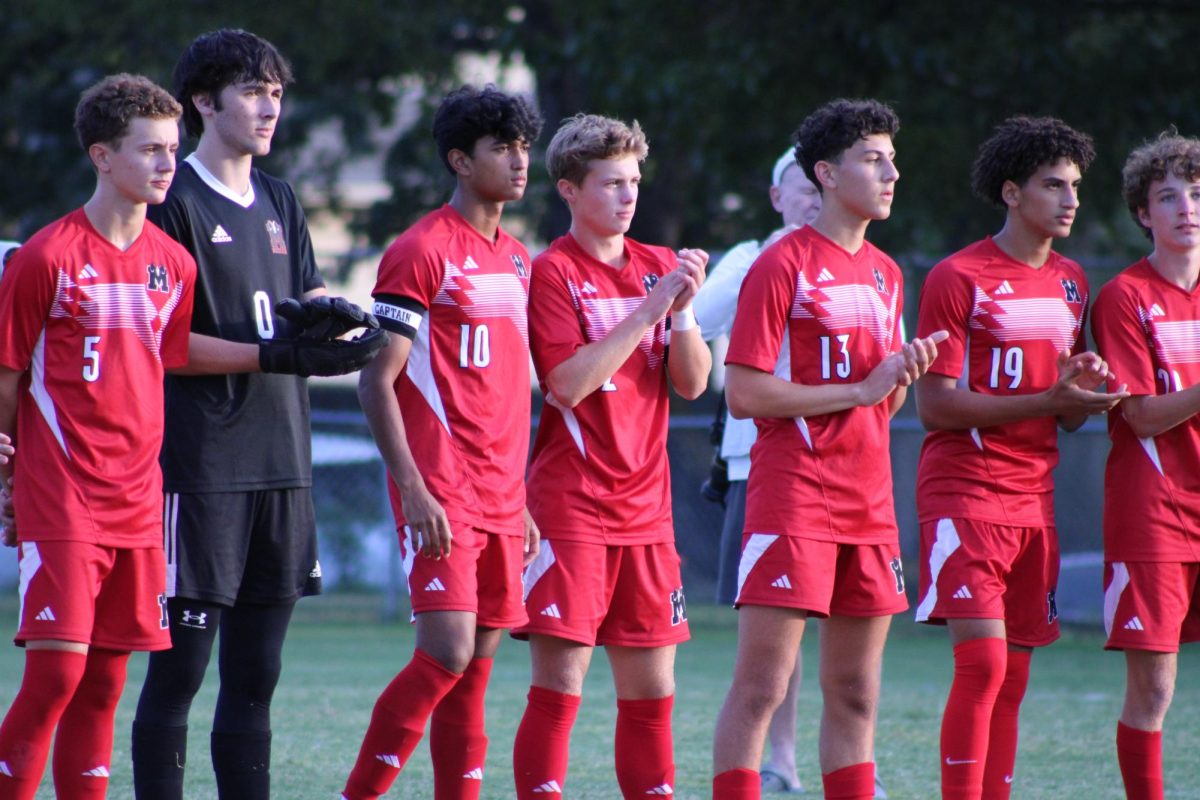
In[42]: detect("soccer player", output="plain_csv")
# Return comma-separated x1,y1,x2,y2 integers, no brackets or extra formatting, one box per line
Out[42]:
711,98,946,800
511,113,710,800
340,84,542,800
912,116,1126,800
0,73,195,800
131,30,384,800
1091,132,1200,800
695,148,822,796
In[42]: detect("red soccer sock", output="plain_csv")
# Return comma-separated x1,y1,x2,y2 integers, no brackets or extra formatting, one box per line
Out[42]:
512,686,581,800
341,649,462,800
981,648,1030,800
941,637,1007,800
0,649,88,800
822,762,876,800
1117,721,1164,800
712,767,760,799
430,656,493,800
51,648,129,800
614,695,674,798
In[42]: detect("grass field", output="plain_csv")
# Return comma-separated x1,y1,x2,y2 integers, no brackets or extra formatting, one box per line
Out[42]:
1,594,1196,799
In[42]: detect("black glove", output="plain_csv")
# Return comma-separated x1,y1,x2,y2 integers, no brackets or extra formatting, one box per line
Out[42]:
274,296,380,341
259,327,388,377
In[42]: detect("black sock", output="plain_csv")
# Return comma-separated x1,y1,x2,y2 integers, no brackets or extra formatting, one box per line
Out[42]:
132,720,188,800
212,730,272,800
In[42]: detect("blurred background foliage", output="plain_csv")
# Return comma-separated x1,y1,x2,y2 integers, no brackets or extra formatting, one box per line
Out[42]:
2,0,1199,265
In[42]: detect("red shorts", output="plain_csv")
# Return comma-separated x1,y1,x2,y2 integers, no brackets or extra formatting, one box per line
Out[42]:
734,534,907,618
1104,561,1200,653
15,541,170,651
513,540,690,648
914,518,1060,647
401,524,526,629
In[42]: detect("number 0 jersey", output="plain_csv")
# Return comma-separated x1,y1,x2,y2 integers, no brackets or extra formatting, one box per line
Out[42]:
372,205,531,537
726,225,903,544
151,155,325,493
0,209,195,546
525,234,675,545
915,238,1088,527
1092,259,1200,561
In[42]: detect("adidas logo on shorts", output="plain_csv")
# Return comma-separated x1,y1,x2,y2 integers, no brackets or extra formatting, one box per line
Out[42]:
35,606,56,621
770,575,792,589
463,767,484,780
532,780,563,793
1124,616,1145,631
953,585,973,600
375,754,401,768
540,604,562,619
424,578,446,592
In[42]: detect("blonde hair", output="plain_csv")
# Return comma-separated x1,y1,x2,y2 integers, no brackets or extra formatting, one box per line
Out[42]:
545,113,648,185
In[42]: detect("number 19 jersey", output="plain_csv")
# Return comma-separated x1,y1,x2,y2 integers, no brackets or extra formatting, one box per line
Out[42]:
726,226,903,543
916,237,1088,527
372,205,532,536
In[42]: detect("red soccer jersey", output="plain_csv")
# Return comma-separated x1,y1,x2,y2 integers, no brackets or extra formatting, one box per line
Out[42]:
372,205,531,536
726,225,903,543
525,234,674,545
0,209,195,547
1092,259,1200,561
915,238,1088,526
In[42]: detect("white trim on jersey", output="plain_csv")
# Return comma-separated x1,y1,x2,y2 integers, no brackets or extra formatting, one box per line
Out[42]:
163,493,180,597
1137,436,1165,476
29,330,70,458
1103,561,1131,638
404,308,452,434
545,393,587,457
18,542,42,630
521,540,556,602
737,533,779,600
185,154,255,208
915,518,962,622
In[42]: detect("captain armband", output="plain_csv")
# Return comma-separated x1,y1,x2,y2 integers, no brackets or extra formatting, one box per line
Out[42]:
373,294,427,339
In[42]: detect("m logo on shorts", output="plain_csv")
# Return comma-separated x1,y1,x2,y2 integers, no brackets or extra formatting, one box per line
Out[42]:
1047,589,1058,624
669,587,687,626
157,594,169,629
889,557,905,594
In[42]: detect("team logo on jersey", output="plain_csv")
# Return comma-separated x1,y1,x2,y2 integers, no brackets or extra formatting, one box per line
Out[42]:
77,263,99,281
643,273,660,294
669,587,687,626
210,224,233,244
873,268,887,294
1060,279,1081,303
1046,589,1058,624
889,557,905,594
511,254,528,277
146,264,170,293
265,220,288,254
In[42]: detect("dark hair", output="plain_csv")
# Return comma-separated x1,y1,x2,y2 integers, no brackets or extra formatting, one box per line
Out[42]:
1121,130,1200,240
793,99,899,191
75,73,181,151
971,116,1095,207
432,85,543,174
173,29,293,138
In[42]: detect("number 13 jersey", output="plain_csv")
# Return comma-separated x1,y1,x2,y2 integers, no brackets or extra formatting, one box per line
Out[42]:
726,225,904,544
916,237,1089,527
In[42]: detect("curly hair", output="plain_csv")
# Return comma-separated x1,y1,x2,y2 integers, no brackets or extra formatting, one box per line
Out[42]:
971,117,1095,207
173,29,293,139
432,85,543,175
793,99,899,191
545,113,648,186
1121,130,1200,239
75,73,181,151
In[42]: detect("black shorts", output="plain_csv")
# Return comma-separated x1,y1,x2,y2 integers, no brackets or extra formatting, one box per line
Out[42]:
163,488,321,606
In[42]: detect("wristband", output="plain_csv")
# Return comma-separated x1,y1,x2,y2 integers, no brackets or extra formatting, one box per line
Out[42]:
671,306,698,332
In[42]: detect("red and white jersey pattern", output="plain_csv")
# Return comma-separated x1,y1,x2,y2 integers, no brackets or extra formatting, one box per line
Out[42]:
0,209,195,546
1092,259,1200,561
526,234,674,545
916,238,1088,527
372,205,531,536
726,225,903,544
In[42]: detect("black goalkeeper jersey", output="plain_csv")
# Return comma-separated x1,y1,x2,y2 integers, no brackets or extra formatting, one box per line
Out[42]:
152,156,325,492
